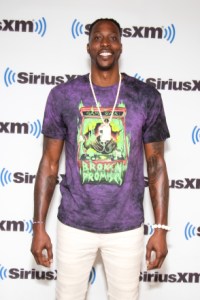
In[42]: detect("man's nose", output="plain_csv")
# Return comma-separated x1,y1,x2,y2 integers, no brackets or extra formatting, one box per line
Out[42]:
100,37,110,46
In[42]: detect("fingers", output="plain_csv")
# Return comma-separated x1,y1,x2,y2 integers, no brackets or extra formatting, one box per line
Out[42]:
145,247,151,269
146,233,168,270
147,256,164,270
46,244,53,265
34,248,53,267
31,236,53,268
146,251,167,270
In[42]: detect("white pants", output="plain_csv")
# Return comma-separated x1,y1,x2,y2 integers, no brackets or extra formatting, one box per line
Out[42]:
56,221,144,300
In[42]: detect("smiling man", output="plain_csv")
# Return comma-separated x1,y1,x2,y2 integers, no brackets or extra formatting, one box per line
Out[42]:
87,19,122,73
31,18,170,300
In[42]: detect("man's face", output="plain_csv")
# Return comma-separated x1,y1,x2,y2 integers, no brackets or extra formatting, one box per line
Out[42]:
87,20,122,71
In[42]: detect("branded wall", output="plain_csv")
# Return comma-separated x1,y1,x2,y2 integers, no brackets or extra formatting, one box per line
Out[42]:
0,0,200,299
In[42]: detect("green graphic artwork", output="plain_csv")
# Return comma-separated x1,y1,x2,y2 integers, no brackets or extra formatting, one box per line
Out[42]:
77,104,130,185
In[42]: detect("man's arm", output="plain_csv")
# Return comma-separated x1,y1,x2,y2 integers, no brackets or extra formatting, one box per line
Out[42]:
31,136,64,267
144,141,169,270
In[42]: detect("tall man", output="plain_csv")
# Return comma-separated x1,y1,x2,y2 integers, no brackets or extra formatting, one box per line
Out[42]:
31,18,170,300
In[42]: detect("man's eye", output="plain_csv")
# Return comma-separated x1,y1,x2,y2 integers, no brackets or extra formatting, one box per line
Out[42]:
94,36,101,40
110,36,117,41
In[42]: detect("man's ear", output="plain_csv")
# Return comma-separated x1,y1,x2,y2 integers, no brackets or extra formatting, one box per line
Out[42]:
87,43,90,54
120,43,122,54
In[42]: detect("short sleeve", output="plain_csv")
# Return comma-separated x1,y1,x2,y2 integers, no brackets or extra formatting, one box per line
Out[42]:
42,88,67,139
143,90,170,143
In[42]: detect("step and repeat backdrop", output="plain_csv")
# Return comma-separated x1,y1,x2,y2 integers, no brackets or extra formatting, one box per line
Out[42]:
0,0,200,299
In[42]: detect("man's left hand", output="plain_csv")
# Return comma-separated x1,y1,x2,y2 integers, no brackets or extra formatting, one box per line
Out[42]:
146,230,168,270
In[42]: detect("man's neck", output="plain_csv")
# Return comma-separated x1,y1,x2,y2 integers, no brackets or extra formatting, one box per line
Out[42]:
90,68,120,87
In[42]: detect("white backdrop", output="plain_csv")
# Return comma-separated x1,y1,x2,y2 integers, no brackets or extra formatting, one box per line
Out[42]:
0,0,200,299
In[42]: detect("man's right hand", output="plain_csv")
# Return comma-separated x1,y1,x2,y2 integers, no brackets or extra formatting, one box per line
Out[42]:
31,228,53,268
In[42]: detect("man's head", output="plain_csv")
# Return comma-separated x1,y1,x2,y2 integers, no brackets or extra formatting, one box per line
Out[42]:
88,18,122,39
87,18,122,71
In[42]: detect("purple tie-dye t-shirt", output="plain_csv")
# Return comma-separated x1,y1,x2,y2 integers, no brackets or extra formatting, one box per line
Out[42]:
42,73,170,233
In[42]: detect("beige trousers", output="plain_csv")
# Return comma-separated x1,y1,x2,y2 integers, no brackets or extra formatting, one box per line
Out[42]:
56,220,144,300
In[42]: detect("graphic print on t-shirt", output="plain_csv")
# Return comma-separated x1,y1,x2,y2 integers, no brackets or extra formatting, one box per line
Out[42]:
77,102,130,185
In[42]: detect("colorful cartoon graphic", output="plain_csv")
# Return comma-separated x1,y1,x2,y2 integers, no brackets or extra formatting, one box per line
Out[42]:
77,103,130,185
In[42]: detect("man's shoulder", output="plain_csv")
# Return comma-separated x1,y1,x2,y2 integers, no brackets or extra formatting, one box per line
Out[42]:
123,73,160,96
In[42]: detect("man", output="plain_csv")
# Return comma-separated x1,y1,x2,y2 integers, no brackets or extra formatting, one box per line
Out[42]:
31,18,170,300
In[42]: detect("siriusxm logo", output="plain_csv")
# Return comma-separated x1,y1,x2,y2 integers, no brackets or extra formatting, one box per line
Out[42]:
0,18,46,37
0,266,95,282
0,119,41,138
0,266,57,281
0,220,32,234
140,271,200,283
89,267,96,284
0,169,36,187
4,68,77,87
169,178,200,189
71,19,84,39
184,222,200,240
71,19,176,43
145,177,200,189
134,74,200,91
192,126,200,144
120,24,175,43
0,170,64,187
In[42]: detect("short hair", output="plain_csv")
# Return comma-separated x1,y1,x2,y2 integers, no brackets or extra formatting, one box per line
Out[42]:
88,18,122,38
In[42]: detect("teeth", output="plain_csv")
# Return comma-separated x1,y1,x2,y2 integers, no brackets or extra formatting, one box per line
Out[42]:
99,52,112,57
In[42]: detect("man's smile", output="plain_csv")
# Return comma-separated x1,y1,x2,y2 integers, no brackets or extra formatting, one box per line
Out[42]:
99,50,113,57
